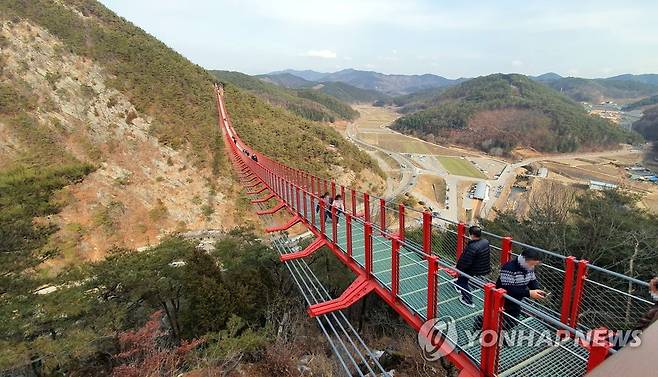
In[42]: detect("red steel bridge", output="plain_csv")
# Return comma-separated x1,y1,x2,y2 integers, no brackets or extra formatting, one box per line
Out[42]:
214,84,654,377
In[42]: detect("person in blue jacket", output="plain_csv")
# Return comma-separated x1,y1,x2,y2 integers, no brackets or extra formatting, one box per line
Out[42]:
455,225,491,307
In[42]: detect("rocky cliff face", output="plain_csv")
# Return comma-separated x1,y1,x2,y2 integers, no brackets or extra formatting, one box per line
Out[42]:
0,19,243,266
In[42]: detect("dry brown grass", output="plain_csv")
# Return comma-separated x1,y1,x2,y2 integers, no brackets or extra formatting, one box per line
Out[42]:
353,105,399,130
414,175,447,206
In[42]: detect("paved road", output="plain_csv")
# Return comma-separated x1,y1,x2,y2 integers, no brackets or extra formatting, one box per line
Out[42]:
344,107,642,222
346,121,420,201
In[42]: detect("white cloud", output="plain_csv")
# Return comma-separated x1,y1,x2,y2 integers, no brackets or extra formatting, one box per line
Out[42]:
512,60,524,67
303,49,337,59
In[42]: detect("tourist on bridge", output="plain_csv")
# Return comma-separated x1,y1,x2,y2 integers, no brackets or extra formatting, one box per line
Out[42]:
496,247,546,322
332,194,345,224
455,225,491,308
316,192,331,223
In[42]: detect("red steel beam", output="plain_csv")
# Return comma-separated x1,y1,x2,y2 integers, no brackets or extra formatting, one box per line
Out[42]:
560,256,576,325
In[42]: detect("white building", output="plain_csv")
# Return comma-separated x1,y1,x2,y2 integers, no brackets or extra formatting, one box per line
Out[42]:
589,180,618,191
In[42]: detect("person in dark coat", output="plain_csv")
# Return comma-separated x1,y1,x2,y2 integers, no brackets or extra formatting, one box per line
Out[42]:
455,225,491,307
496,248,546,320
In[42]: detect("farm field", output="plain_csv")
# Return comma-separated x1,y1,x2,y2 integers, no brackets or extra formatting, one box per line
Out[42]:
353,104,399,129
436,156,487,179
357,132,464,156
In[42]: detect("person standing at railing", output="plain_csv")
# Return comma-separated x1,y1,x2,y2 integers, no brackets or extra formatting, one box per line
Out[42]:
455,225,491,308
496,248,546,323
316,192,331,223
332,194,345,226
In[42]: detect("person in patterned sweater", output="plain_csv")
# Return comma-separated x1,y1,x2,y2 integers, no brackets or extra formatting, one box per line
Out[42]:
496,247,547,320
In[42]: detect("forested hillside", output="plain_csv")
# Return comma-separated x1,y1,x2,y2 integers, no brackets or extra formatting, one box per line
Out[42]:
624,95,658,111
314,81,390,103
543,77,658,103
392,74,640,155
212,70,358,121
0,1,385,374
382,87,450,112
0,0,243,264
632,105,658,141
222,84,380,178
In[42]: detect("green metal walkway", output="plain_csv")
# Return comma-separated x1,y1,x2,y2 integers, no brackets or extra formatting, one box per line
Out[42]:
298,197,587,376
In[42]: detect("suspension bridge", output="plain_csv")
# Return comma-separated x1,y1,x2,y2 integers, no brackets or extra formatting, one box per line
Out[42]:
214,84,654,377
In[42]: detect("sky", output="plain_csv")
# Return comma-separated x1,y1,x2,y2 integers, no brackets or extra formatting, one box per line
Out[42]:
99,0,658,79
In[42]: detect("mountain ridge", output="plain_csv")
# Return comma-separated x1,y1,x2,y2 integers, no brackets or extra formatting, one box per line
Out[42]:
268,68,464,95
391,73,640,155
212,70,358,121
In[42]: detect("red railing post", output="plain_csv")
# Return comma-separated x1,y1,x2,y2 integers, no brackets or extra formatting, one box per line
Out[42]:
303,190,307,220
501,236,512,266
423,211,432,256
346,213,353,258
332,206,338,243
364,193,370,222
391,238,400,298
282,180,287,203
380,198,386,230
587,328,612,372
560,256,576,325
287,181,291,203
296,186,300,213
480,283,494,374
398,204,405,240
331,181,336,198
310,176,315,195
311,194,316,227
426,255,439,319
351,189,356,216
341,185,345,204
490,288,506,375
365,223,373,276
480,284,505,376
569,259,589,328
456,223,466,260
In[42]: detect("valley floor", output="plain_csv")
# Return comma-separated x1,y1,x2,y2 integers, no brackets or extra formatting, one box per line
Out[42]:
339,105,657,224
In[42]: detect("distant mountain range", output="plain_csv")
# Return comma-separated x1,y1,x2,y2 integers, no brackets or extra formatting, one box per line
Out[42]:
269,69,330,82
266,69,658,103
267,69,466,96
257,72,315,89
258,72,390,103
